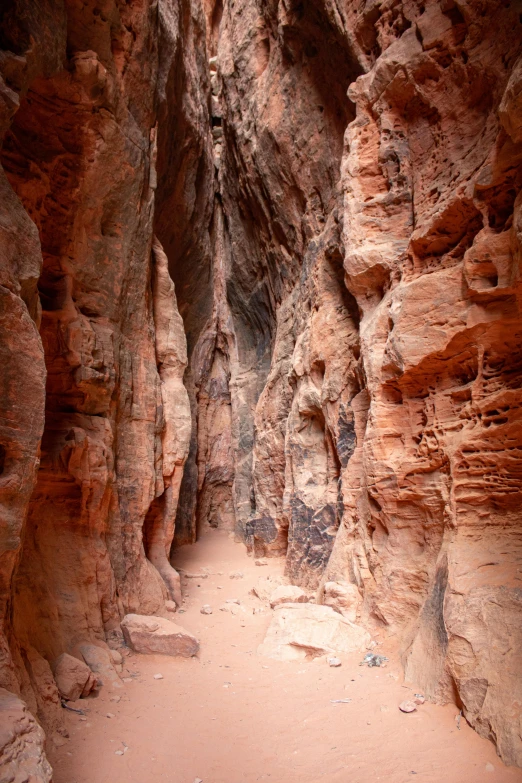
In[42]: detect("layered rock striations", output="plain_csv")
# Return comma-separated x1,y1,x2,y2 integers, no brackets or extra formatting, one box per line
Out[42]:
0,0,210,766
198,0,522,766
0,0,521,774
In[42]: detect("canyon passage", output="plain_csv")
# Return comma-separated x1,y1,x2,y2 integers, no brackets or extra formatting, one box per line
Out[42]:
0,0,522,781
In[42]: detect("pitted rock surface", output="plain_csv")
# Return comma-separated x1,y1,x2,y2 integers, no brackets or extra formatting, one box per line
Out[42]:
0,0,520,772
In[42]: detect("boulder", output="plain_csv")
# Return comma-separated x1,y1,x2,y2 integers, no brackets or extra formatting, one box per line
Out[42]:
79,643,122,689
121,614,199,657
269,585,309,608
258,603,371,661
322,581,361,622
52,653,97,701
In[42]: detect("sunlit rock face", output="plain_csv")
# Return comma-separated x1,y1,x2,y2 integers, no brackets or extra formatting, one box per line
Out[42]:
0,0,521,772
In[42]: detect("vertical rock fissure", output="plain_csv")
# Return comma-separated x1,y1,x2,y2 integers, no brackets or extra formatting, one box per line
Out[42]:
0,0,522,775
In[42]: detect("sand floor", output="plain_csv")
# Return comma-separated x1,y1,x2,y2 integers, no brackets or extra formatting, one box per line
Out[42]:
49,529,522,783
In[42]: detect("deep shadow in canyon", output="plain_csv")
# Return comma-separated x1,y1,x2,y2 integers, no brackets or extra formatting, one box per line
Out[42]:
0,0,522,779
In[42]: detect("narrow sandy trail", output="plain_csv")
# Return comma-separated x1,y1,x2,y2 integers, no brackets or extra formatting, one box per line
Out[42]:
50,531,522,783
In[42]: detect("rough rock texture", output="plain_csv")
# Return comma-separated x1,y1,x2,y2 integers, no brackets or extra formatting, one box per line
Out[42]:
0,0,209,768
0,0,521,773
121,614,199,657
52,654,97,702
78,644,122,690
258,602,371,661
321,581,361,622
269,585,309,608
194,0,522,767
0,688,52,783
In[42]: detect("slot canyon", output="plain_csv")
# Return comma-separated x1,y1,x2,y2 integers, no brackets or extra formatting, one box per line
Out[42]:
0,0,522,780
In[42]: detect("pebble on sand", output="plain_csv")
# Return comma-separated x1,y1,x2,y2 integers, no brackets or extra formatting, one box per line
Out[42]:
399,701,417,713
153,674,164,680
327,657,342,667
200,605,213,615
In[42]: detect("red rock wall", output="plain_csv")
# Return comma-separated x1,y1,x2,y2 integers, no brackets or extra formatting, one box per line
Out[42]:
0,0,521,774
0,0,210,769
201,0,522,767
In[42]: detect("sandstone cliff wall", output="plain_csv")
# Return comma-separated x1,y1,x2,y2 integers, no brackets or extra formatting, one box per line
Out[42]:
200,0,522,766
0,0,521,775
0,0,210,772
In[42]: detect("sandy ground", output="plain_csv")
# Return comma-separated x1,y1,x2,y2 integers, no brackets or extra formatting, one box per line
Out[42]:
49,529,522,783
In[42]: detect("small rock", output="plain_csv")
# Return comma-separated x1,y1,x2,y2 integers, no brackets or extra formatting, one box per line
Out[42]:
109,649,123,666
413,693,425,705
183,573,208,579
229,571,244,580
217,586,223,590
110,696,121,703
194,778,203,783
226,598,240,604
106,712,116,718
165,600,177,613
255,558,268,566
200,605,213,615
115,750,124,756
122,677,132,683
219,603,241,615
399,701,417,713
485,763,495,772
153,674,163,680
327,657,342,667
